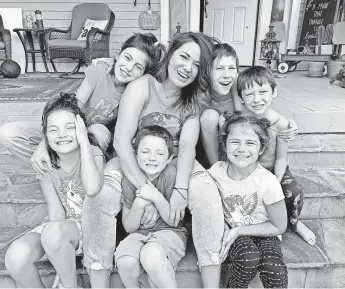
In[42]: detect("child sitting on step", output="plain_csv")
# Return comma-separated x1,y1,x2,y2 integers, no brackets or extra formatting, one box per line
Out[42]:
5,93,105,288
208,113,288,288
236,66,315,246
115,125,188,288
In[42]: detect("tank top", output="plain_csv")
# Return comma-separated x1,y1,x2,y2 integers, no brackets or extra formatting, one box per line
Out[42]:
259,117,280,171
138,75,182,155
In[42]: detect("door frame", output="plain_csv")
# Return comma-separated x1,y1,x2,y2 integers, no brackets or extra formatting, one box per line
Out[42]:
197,0,261,67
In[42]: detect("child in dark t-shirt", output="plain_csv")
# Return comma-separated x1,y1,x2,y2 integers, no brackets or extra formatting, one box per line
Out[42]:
115,125,187,288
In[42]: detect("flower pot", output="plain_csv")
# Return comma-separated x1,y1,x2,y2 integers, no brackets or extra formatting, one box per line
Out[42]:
308,62,325,77
327,60,345,78
320,44,333,55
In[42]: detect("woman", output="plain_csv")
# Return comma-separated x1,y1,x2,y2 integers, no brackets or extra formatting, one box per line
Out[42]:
83,32,224,288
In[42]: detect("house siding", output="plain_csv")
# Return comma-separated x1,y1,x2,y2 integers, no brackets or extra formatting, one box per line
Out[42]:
2,0,161,63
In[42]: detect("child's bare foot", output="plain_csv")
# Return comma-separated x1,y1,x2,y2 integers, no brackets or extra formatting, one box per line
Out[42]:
296,221,316,245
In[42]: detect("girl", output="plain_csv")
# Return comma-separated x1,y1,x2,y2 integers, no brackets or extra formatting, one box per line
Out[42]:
199,43,298,168
5,93,104,288
0,33,164,173
208,113,288,288
82,32,225,288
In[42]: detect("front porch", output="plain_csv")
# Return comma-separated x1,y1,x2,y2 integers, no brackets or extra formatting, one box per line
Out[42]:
0,71,345,288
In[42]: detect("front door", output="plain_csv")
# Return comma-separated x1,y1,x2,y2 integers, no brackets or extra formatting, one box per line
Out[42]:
203,0,258,66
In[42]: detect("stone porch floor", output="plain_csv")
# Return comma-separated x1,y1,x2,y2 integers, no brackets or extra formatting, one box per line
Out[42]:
1,71,345,287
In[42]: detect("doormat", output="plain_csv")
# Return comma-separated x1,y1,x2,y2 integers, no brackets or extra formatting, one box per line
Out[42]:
0,77,83,102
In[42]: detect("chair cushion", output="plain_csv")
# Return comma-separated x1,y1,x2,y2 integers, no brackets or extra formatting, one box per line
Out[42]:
77,19,108,41
0,42,4,49
70,3,111,40
48,39,107,50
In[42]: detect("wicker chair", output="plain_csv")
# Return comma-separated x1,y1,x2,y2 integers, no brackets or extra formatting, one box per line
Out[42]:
44,3,115,76
0,14,12,60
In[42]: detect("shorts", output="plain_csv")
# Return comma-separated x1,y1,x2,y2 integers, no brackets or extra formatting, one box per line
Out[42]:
30,219,83,260
114,230,187,270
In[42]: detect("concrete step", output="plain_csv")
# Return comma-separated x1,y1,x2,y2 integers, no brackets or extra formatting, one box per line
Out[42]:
1,167,345,227
1,219,345,288
288,134,345,169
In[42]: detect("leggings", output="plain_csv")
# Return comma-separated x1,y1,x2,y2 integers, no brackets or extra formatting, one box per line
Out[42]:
226,235,288,288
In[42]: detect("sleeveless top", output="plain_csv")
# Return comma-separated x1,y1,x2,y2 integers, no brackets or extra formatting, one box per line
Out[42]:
259,117,280,171
138,75,182,155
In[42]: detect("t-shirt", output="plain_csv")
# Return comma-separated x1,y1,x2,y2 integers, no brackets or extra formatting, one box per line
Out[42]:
138,75,182,156
121,164,188,244
82,63,122,126
41,146,104,220
208,162,284,228
209,96,235,115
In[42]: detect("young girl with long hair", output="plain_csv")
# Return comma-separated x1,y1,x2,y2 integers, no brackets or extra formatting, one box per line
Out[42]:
208,112,288,288
5,93,104,288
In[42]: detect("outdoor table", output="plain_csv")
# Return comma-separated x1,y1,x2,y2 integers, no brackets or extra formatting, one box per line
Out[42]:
13,28,49,73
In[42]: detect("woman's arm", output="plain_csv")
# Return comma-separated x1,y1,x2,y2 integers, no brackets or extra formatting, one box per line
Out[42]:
40,180,65,221
113,77,149,188
122,198,150,233
169,115,200,226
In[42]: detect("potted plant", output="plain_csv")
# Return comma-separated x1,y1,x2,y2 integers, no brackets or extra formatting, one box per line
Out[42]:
327,53,345,79
330,61,345,88
315,24,334,55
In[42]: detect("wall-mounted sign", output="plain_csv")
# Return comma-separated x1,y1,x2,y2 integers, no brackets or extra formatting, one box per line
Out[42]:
138,7,160,30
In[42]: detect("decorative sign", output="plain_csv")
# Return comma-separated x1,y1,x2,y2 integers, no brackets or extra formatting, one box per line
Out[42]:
138,8,160,30
297,0,340,48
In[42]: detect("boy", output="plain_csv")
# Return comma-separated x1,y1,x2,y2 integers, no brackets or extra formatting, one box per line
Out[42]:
114,125,187,288
236,65,315,246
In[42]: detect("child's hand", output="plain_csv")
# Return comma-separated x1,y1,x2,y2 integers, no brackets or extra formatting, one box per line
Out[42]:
278,118,298,141
136,182,159,202
220,228,239,263
92,57,115,74
75,115,89,147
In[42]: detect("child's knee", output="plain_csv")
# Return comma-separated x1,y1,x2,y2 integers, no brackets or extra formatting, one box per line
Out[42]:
117,256,140,275
200,109,220,131
41,222,69,251
140,243,166,273
5,238,35,273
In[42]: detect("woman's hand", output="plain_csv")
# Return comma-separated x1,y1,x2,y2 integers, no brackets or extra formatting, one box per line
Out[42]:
220,227,239,263
169,189,188,227
278,118,298,141
75,115,89,147
92,57,114,74
141,204,159,228
30,141,52,178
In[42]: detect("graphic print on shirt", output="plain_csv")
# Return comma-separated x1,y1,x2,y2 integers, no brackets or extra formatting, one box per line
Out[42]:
57,177,85,219
86,98,118,125
138,112,182,145
222,192,258,227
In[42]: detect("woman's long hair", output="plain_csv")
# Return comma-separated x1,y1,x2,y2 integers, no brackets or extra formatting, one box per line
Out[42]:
151,32,215,122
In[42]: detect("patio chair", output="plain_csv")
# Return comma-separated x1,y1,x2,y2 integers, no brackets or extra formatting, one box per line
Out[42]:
43,3,115,77
0,14,12,60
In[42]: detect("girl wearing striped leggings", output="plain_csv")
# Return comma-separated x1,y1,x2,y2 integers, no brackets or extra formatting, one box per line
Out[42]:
208,113,288,288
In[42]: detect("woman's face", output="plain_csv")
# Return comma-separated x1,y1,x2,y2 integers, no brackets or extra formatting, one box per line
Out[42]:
114,47,149,84
212,55,238,96
167,41,201,89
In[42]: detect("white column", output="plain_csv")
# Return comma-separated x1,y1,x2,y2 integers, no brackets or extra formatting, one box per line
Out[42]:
189,0,200,32
160,0,170,46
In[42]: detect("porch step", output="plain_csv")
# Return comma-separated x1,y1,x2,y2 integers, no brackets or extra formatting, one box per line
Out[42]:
288,134,345,169
1,219,345,288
